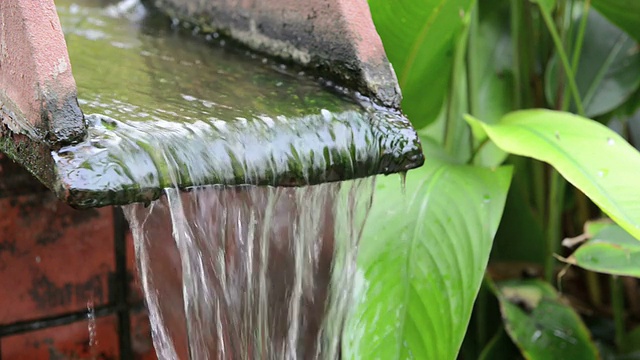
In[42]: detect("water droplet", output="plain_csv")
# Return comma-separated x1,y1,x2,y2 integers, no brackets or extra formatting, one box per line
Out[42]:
607,137,615,146
483,194,491,204
597,169,608,178
555,131,561,140
532,330,542,342
321,109,332,121
87,299,97,349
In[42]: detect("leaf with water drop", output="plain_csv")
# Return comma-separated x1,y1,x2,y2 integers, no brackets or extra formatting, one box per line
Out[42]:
465,110,640,241
564,224,640,278
343,138,512,359
368,0,475,128
493,279,599,360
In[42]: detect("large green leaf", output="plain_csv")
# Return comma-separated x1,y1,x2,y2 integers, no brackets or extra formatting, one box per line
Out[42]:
369,0,475,128
494,279,599,359
466,110,640,241
592,0,640,42
565,224,640,277
545,10,640,117
343,139,512,359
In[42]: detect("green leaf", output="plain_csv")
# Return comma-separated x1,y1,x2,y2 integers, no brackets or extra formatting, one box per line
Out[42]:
465,110,640,241
494,279,599,360
343,141,512,359
369,0,475,128
592,0,640,42
565,224,640,277
545,10,640,117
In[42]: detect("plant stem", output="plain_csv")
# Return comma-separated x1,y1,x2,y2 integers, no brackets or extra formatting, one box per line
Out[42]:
532,161,546,224
539,4,585,116
611,275,625,349
444,14,471,157
562,0,591,110
476,283,488,348
545,170,566,283
586,271,603,307
575,189,603,306
510,0,523,109
467,4,479,117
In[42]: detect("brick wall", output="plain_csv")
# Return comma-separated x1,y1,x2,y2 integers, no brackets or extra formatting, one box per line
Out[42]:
0,154,157,359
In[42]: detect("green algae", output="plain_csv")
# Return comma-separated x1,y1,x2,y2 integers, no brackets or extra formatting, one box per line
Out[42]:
50,0,423,207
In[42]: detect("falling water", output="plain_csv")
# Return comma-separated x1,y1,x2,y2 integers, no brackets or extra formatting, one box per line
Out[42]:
124,180,375,359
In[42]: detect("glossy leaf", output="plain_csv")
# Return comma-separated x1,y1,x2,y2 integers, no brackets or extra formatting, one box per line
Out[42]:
466,110,640,241
495,279,599,360
369,0,474,128
545,10,640,117
592,0,640,42
566,224,640,278
343,139,512,359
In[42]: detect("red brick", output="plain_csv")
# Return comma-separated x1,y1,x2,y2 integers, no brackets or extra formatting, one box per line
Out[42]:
0,193,114,325
1,315,119,360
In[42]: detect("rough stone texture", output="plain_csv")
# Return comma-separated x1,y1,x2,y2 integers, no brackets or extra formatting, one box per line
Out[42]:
153,0,402,108
0,0,85,146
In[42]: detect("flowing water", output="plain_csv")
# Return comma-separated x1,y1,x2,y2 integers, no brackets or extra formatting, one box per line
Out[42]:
55,1,407,358
124,180,374,359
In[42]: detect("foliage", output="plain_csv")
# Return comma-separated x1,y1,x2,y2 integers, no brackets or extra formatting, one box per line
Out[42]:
345,0,640,358
344,139,511,359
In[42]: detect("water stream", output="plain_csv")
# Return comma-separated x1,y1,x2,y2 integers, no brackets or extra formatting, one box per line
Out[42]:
125,180,374,359
56,1,394,358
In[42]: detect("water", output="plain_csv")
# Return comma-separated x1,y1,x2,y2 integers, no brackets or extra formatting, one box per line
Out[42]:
55,1,395,358
124,180,374,359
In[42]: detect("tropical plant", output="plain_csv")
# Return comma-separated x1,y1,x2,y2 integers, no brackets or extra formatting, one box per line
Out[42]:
344,0,640,358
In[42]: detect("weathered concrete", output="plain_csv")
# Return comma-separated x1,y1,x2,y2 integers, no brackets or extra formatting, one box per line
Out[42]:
0,0,85,146
152,0,403,109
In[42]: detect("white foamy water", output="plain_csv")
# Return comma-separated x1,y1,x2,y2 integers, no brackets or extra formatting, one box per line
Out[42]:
124,179,374,359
